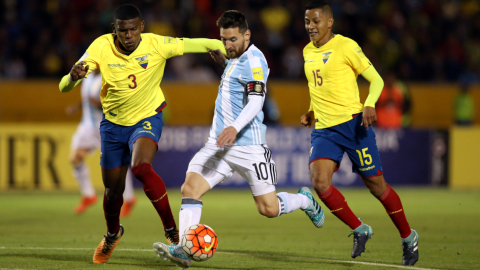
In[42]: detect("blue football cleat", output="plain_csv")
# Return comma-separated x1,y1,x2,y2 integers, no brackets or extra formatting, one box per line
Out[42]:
153,242,191,269
349,219,373,258
402,229,419,265
298,187,325,228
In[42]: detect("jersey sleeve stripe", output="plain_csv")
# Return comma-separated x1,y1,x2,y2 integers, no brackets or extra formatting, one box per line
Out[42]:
246,49,264,83
246,50,262,69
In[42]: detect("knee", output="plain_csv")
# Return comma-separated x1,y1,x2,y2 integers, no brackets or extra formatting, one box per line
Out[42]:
258,204,278,218
105,188,123,201
181,181,202,200
363,176,387,197
310,171,332,193
131,159,151,168
131,163,152,180
70,154,83,167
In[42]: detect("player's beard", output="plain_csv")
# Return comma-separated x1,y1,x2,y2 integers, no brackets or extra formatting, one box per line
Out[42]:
227,49,237,58
228,43,245,59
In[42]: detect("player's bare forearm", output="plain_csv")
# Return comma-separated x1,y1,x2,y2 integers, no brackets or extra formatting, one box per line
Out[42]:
208,49,227,67
216,126,238,147
301,111,315,128
361,106,377,130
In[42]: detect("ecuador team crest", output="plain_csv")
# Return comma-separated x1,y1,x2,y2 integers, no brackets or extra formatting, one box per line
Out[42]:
322,52,332,64
136,54,149,69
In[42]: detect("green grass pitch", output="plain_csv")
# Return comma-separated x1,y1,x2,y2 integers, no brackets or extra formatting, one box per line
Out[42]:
0,188,479,269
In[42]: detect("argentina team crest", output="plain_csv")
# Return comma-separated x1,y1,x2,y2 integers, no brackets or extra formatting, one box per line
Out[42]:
136,54,149,69
322,52,332,64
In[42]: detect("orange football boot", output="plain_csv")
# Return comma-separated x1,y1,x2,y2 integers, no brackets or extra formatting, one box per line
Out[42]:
165,226,179,245
74,195,97,214
120,197,137,218
93,225,124,264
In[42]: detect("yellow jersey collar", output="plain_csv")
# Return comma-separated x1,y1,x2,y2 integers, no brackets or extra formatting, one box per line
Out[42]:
313,33,336,49
113,34,143,57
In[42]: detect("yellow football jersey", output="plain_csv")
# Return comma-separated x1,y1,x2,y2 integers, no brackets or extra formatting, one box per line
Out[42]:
79,33,184,126
304,34,371,129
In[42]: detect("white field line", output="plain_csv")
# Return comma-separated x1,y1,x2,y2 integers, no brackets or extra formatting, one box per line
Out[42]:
0,246,436,270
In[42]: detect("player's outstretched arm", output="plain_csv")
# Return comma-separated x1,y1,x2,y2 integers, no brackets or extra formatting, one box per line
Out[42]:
183,38,227,56
59,61,90,93
184,38,227,67
59,74,81,93
360,65,384,130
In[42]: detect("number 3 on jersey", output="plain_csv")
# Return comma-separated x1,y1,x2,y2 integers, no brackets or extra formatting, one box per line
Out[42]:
142,121,152,130
128,74,137,89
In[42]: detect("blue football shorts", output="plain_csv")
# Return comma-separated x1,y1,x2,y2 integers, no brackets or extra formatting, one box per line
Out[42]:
308,113,383,178
99,112,164,170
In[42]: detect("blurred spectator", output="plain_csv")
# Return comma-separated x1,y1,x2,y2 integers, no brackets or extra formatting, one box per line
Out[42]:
454,82,475,126
397,80,412,127
5,55,27,79
1,0,480,81
169,54,217,82
376,72,411,129
186,61,218,82
281,45,303,79
260,0,290,33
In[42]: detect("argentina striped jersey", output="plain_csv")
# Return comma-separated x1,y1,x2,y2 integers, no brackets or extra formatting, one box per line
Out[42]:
208,44,269,145
80,72,103,129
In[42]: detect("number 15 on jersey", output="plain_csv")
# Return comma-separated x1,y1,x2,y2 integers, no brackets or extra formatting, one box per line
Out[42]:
312,69,323,87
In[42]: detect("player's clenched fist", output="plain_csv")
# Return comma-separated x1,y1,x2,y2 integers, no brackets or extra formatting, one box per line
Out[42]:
69,61,90,81
301,111,315,128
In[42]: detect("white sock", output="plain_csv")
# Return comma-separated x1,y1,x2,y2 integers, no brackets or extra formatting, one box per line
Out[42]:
123,168,135,201
276,192,310,216
178,198,203,241
73,163,95,197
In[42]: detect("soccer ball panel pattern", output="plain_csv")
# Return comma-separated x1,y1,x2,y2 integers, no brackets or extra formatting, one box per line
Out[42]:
180,224,218,262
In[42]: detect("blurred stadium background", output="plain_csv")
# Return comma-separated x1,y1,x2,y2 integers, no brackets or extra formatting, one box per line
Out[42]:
1,0,479,190
0,1,480,269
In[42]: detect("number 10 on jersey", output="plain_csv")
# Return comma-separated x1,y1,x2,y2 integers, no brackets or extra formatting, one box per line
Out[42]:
252,162,277,185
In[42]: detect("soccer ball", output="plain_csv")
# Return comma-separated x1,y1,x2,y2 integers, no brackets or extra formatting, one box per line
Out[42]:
180,224,218,261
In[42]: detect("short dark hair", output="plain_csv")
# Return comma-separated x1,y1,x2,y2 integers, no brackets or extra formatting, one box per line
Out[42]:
305,0,333,17
216,10,248,33
114,4,142,21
